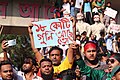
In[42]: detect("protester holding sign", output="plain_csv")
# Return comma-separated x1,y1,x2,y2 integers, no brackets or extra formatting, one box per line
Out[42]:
28,17,77,79
103,2,112,28
31,17,74,48
107,18,120,35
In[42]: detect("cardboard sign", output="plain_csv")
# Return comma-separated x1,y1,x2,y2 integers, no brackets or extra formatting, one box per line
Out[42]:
108,24,120,34
32,17,73,48
104,7,118,18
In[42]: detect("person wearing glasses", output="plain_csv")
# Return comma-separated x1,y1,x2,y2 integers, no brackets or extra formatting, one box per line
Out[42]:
106,53,120,73
111,66,120,80
75,41,120,80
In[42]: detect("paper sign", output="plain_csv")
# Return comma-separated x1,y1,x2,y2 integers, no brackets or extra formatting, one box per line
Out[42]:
32,17,73,48
109,24,120,34
104,7,118,18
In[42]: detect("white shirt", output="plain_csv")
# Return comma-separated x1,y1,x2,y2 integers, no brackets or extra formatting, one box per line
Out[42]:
107,23,120,35
76,21,90,35
75,0,84,8
62,3,70,14
17,71,43,80
88,22,105,40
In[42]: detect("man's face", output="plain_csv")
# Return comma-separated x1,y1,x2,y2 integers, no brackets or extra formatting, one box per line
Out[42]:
107,58,120,72
107,3,111,7
77,13,84,20
84,47,97,61
97,0,101,2
49,50,62,66
114,71,120,80
90,34,95,40
117,37,120,42
93,15,100,22
63,0,67,3
22,59,33,72
112,71,120,80
0,64,13,80
40,61,53,75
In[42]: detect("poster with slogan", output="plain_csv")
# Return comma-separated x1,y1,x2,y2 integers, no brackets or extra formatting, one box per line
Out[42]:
32,17,73,48
104,7,118,18
108,24,120,34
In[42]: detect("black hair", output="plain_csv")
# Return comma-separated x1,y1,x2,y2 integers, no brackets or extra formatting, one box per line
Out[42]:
116,32,120,40
0,60,12,70
106,2,111,5
94,13,100,16
110,53,120,63
76,35,81,37
81,31,87,35
24,57,37,66
100,31,105,36
40,58,54,80
39,58,52,67
48,46,63,57
114,67,120,76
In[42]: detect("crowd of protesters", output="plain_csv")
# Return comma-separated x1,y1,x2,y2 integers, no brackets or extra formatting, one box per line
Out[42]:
0,0,120,80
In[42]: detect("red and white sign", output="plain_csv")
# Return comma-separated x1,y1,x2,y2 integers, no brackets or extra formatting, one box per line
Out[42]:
32,17,73,48
104,7,118,18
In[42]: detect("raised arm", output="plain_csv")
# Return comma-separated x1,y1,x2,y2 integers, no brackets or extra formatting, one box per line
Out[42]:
1,40,9,60
28,24,43,63
67,41,80,64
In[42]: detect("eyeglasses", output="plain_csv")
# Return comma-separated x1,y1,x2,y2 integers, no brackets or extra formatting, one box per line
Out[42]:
106,59,115,64
86,50,96,52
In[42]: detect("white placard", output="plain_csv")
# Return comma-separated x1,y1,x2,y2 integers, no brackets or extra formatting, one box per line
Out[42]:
104,7,118,18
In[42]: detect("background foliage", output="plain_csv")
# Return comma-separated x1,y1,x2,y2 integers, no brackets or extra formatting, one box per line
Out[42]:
0,34,34,70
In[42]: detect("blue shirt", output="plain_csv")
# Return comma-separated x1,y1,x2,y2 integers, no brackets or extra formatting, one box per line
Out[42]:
84,2,91,12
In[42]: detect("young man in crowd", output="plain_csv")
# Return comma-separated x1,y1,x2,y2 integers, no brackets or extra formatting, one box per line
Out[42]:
0,60,14,80
17,57,43,80
111,66,120,80
103,2,112,27
83,0,93,25
76,13,90,36
75,41,120,80
105,32,114,53
87,13,105,40
28,24,78,79
39,58,54,80
98,31,107,54
74,0,84,16
78,41,108,80
83,41,100,68
61,0,70,17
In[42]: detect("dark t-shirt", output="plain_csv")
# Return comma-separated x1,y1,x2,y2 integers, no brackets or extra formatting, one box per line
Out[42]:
98,38,107,53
